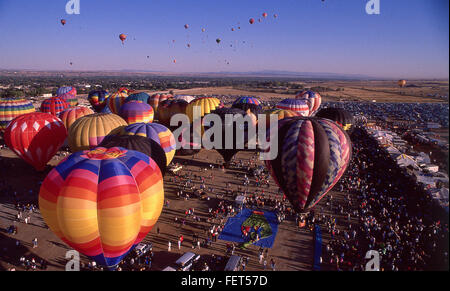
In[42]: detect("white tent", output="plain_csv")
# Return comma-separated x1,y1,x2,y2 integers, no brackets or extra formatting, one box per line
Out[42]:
396,154,418,169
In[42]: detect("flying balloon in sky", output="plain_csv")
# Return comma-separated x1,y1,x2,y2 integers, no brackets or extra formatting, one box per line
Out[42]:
119,34,127,44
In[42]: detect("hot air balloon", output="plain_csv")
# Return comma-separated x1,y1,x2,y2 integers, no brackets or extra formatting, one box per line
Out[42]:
262,12,268,18
0,98,35,132
204,107,252,167
56,86,77,97
184,24,189,29
232,96,263,116
249,18,255,24
107,90,129,114
398,80,407,88
186,97,222,123
265,117,352,213
118,87,131,95
276,99,310,116
88,90,110,112
61,19,66,26
157,99,189,128
99,135,167,176
39,147,164,269
40,96,69,116
148,93,172,114
174,95,195,103
258,18,262,23
274,14,278,18
123,123,176,166
187,43,191,48
216,38,221,44
119,101,154,125
316,108,354,133
119,34,127,44
58,106,94,130
125,92,151,104
4,112,67,171
68,113,128,152
295,90,322,115
58,92,78,108
231,28,235,32
201,28,206,32
264,109,301,127
173,59,177,64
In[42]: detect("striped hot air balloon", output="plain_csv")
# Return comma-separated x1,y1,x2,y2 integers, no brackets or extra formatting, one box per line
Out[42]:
58,106,94,130
265,117,351,213
56,86,77,97
276,99,310,116
39,147,164,269
119,101,154,125
88,90,110,112
148,93,172,113
295,90,322,115
4,112,67,171
58,92,78,107
123,123,176,166
0,98,35,131
107,90,128,114
233,96,261,106
40,96,69,116
68,113,128,152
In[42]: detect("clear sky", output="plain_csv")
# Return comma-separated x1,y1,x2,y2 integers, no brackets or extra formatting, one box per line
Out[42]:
0,0,448,79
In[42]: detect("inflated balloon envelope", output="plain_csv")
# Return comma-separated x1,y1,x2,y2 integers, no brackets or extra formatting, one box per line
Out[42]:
265,116,352,213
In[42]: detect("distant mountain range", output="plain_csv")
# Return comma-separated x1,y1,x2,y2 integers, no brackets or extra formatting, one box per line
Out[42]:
0,69,395,80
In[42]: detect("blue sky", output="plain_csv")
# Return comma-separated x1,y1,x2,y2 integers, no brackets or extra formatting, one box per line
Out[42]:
0,0,448,78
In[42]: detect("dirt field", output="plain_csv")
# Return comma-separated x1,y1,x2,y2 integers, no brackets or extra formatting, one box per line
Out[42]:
0,145,354,271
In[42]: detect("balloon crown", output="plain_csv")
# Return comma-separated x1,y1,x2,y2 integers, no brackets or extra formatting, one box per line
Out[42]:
83,147,127,160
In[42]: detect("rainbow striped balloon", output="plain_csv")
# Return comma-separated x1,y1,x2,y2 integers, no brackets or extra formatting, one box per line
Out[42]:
39,147,164,269
40,97,69,116
119,101,154,125
0,98,35,131
58,106,94,130
233,96,261,106
56,86,77,97
107,91,128,114
58,93,78,107
123,122,176,165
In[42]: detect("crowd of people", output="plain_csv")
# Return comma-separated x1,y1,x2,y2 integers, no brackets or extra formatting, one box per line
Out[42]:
321,128,449,271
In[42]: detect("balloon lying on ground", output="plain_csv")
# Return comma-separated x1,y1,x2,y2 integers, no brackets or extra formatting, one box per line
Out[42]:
4,112,67,171
119,101,154,125
123,122,176,166
0,98,35,132
276,99,310,117
68,113,128,152
88,90,110,112
40,96,69,116
39,147,164,270
58,106,94,130
265,117,352,213
315,107,354,133
295,90,322,116
99,135,167,176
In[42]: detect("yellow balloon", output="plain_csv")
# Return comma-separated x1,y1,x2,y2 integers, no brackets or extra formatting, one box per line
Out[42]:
68,113,128,152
